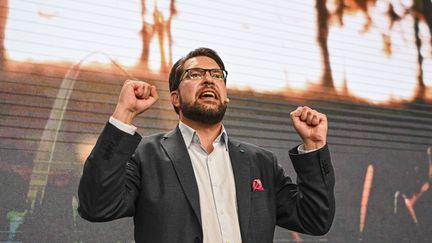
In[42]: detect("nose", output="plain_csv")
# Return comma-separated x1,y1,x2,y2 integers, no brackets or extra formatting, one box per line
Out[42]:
202,71,215,85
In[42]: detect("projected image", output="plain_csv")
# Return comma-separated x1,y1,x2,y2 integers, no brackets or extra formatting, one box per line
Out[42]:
0,0,431,242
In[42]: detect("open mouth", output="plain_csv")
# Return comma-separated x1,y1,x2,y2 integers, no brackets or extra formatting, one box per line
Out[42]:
199,90,218,100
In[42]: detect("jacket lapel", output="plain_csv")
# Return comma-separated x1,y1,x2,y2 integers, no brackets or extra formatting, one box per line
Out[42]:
228,139,251,241
160,127,201,226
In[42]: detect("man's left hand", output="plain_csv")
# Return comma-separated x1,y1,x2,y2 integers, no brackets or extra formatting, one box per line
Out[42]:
290,106,328,150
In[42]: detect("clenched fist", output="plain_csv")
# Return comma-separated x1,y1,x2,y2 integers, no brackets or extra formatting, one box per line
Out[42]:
290,106,328,150
112,80,159,124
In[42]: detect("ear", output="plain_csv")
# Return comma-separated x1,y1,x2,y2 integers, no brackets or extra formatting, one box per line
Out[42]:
170,90,180,109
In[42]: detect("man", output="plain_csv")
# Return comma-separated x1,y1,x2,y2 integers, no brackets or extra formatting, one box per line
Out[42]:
78,47,335,243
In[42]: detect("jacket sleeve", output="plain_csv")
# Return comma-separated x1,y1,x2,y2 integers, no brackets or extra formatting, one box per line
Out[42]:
275,144,335,235
77,122,142,222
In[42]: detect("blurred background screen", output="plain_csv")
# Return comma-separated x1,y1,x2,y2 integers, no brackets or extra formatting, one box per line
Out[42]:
0,0,431,242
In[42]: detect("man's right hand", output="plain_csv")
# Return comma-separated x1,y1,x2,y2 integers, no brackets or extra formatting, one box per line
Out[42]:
112,80,159,124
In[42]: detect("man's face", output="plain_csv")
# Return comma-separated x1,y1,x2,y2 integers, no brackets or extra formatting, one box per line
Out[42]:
171,56,228,124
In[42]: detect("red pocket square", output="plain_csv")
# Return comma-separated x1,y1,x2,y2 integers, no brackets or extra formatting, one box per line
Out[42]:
252,179,264,192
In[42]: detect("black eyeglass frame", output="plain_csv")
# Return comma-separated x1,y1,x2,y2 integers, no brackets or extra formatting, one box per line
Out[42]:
181,68,228,82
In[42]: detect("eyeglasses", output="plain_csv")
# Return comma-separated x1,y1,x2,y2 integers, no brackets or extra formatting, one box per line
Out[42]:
182,68,228,82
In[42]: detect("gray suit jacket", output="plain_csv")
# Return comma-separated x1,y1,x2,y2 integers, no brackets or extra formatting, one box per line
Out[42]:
78,123,335,243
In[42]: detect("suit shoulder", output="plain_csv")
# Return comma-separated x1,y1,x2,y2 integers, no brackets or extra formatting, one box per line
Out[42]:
141,132,166,141
137,130,170,145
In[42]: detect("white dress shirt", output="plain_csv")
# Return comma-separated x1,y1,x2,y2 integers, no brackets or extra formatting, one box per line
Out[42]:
178,121,242,243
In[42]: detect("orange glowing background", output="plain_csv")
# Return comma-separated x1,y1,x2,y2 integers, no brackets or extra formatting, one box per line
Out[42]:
1,1,432,242
5,0,431,103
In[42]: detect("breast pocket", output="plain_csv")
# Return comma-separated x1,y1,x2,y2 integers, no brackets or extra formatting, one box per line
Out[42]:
251,189,269,199
251,188,273,211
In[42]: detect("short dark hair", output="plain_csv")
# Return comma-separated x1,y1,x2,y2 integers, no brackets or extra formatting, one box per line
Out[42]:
168,47,226,114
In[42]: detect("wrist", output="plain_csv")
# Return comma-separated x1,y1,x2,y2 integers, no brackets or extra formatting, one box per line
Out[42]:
303,141,326,150
112,107,135,124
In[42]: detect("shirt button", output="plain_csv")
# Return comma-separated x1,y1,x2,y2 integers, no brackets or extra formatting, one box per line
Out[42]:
220,210,224,215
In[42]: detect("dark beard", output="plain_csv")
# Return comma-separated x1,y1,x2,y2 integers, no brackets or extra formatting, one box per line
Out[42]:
180,98,227,125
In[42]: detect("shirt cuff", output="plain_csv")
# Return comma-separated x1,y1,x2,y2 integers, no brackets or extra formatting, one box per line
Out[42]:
297,144,319,154
109,116,137,135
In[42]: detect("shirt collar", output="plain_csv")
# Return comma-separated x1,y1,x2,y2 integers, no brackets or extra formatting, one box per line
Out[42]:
178,121,228,150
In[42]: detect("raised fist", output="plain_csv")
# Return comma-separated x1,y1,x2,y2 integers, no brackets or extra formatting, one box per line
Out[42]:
112,80,159,124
